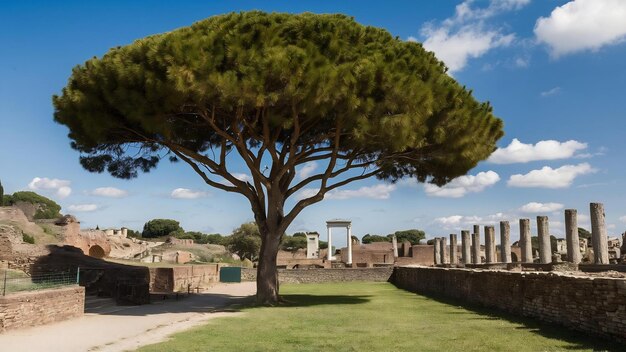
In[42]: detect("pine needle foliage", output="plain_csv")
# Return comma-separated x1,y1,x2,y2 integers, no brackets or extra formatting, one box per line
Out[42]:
53,12,503,303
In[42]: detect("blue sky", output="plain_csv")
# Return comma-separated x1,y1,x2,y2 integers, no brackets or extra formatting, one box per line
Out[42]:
2,0,626,247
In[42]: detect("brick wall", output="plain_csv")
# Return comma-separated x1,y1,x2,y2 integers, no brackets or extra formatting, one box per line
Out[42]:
149,264,220,292
0,285,84,332
391,266,626,343
242,267,393,284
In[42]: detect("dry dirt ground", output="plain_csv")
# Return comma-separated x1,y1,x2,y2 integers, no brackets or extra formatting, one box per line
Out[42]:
0,282,256,352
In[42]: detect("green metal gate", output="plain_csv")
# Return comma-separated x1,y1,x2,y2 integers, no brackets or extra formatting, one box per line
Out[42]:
219,266,241,283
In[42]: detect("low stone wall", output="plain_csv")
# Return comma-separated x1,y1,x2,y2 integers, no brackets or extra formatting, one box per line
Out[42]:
0,285,85,332
149,264,220,292
242,267,393,284
391,266,626,343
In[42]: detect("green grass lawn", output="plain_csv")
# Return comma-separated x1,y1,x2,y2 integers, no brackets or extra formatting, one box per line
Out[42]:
138,282,614,352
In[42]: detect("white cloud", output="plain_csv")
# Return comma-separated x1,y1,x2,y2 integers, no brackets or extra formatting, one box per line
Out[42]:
508,163,596,188
415,0,528,73
424,171,500,198
535,0,626,57
170,188,209,199
444,0,531,25
434,215,464,226
540,87,561,97
514,57,529,68
619,216,626,223
28,177,72,198
56,187,72,198
488,138,587,164
433,212,508,230
298,162,318,180
520,202,564,213
233,173,252,183
67,204,98,212
90,187,128,198
421,26,514,73
299,184,397,201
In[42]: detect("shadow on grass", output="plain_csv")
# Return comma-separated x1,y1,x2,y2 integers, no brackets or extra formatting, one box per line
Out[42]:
86,293,254,316
277,294,371,308
418,293,618,351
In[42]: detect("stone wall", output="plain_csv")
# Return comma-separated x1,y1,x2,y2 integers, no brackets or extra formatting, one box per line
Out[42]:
391,266,626,343
149,264,220,292
242,267,393,284
0,285,84,332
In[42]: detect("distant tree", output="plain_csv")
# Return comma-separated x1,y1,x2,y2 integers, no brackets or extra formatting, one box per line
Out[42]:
142,219,183,238
578,227,591,241
388,229,425,245
8,191,62,219
0,180,4,206
426,239,435,245
22,233,35,244
319,240,329,250
53,12,503,304
362,234,391,244
205,233,226,245
173,231,222,244
280,234,307,252
531,235,558,253
126,229,141,238
226,222,262,261
172,231,195,240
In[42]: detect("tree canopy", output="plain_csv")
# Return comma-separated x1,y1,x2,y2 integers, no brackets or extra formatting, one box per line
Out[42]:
52,11,503,304
142,218,183,238
390,229,425,245
362,234,391,244
578,227,591,241
6,191,62,219
226,222,262,260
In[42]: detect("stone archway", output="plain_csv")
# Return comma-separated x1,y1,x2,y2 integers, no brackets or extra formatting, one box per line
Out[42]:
88,245,105,259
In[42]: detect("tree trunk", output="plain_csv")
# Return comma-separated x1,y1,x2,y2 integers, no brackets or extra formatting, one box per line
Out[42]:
256,229,281,305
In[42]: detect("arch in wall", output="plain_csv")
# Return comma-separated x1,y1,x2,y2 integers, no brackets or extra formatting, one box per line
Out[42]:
511,252,518,263
88,245,105,259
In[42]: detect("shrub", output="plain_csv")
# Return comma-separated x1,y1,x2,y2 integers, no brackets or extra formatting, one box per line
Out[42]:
7,191,62,219
142,219,183,238
22,233,35,244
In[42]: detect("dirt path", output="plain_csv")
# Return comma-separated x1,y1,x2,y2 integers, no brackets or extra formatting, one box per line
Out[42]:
0,282,256,352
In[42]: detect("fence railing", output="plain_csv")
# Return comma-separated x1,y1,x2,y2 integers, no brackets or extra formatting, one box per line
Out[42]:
2,269,79,296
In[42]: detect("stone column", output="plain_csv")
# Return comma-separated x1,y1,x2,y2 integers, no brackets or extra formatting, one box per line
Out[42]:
564,209,581,264
440,237,448,264
392,234,399,259
537,216,551,264
590,202,609,264
434,237,441,265
500,221,511,263
327,226,333,261
484,226,496,263
520,219,532,263
347,225,353,265
461,230,471,264
449,234,458,264
472,229,481,264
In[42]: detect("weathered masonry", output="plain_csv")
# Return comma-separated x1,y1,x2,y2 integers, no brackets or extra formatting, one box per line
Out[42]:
392,267,626,343
0,286,85,332
242,267,393,284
